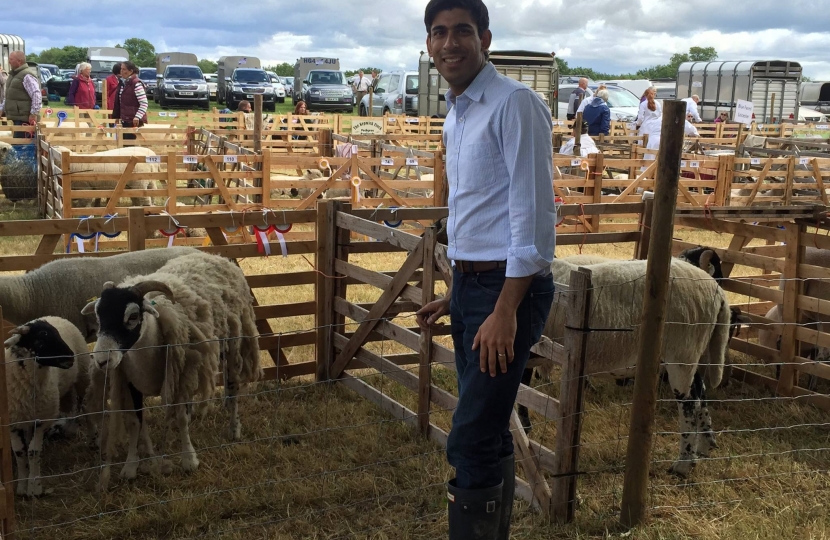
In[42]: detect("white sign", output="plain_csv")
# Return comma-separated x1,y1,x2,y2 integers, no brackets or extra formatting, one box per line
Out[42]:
169,112,178,118
351,119,384,135
351,144,359,155
800,157,810,165
223,155,238,163
626,122,636,131
681,161,687,167
145,156,161,164
571,159,582,167
751,158,761,165
381,157,394,166
734,100,754,126
690,161,700,168
158,111,167,117
817,125,830,130
406,158,419,166
692,81,703,88
183,156,198,164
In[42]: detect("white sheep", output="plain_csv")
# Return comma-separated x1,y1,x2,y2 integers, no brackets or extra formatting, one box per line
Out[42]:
0,247,199,340
82,252,260,486
4,317,91,497
546,257,732,477
54,146,160,207
279,168,324,200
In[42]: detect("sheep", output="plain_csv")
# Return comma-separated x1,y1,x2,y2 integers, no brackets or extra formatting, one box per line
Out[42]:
54,146,160,207
0,246,200,340
4,317,91,497
281,168,325,200
543,257,732,477
0,140,12,161
85,279,218,487
82,252,260,485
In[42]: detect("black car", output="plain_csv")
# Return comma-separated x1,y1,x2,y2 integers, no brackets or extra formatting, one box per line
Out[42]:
46,73,73,99
226,68,276,112
139,68,157,100
301,69,353,113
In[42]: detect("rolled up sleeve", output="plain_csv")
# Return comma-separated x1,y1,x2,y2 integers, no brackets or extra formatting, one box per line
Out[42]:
499,90,556,278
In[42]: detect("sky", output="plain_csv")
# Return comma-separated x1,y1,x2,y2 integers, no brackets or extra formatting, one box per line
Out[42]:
8,0,830,79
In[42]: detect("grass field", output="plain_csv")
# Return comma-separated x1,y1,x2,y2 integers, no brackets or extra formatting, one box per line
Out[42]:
2,197,829,539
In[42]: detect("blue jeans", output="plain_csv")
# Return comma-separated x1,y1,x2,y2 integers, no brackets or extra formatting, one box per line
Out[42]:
447,268,554,490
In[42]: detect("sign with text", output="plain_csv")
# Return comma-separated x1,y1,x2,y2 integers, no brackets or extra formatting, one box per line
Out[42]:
351,119,384,135
734,100,754,126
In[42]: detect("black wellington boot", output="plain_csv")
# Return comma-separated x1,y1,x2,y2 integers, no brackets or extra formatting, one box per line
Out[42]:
497,455,515,539
447,479,503,540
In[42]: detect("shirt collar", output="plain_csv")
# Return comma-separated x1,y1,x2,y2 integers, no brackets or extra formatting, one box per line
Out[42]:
444,62,497,106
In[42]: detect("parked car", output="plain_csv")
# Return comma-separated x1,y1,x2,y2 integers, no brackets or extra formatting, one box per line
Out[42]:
204,73,218,100
139,67,157,99
46,73,72,99
797,106,827,123
557,83,640,121
226,68,277,111
298,69,353,113
59,68,75,78
359,70,418,116
38,67,51,105
265,71,286,103
38,63,60,78
157,64,210,110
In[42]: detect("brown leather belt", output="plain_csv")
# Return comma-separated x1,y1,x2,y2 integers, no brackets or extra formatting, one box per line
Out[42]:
454,260,507,273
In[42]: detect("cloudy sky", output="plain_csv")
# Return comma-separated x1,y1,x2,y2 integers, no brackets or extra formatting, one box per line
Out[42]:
9,0,830,79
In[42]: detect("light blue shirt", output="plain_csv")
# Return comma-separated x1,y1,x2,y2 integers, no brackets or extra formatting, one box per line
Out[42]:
444,62,556,278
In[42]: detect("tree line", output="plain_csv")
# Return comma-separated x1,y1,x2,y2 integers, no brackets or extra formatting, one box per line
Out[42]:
557,46,718,80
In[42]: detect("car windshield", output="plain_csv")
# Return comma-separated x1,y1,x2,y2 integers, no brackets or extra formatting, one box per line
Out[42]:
405,75,419,94
285,77,294,85
206,74,218,83
309,71,343,85
604,87,640,108
234,70,269,83
140,68,157,80
167,67,203,79
91,60,120,74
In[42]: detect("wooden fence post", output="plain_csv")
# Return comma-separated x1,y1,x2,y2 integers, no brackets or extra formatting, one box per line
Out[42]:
634,196,654,260
620,100,686,528
778,222,804,394
61,151,72,219
128,206,146,252
434,149,446,207
418,227,436,436
551,267,592,523
0,306,16,537
590,153,604,232
253,95,263,154
316,200,338,381
318,129,333,157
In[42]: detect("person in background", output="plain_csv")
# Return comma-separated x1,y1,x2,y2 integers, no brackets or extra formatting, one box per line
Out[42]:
0,67,7,108
290,100,309,139
353,70,372,115
112,61,148,140
636,86,662,141
577,83,606,115
105,62,122,113
66,62,96,109
416,0,555,537
583,88,611,136
682,94,702,123
714,111,729,123
0,51,41,138
566,77,588,120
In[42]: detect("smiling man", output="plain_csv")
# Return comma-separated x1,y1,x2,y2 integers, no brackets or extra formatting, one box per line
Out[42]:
416,1,556,538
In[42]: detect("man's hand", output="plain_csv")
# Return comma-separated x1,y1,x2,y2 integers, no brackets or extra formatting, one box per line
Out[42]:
472,275,533,377
473,307,517,377
416,296,450,331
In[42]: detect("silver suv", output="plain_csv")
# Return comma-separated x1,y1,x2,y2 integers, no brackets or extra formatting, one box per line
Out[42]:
359,70,418,116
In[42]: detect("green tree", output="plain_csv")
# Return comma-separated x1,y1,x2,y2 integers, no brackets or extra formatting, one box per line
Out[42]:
115,37,156,67
689,46,717,62
29,45,87,69
344,67,383,77
273,62,294,77
198,59,218,74
636,46,718,80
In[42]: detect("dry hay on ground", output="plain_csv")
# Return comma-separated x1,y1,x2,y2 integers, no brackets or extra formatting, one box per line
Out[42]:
2,200,829,539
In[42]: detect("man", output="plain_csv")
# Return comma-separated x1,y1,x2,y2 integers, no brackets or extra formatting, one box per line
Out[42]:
683,94,702,123
567,77,588,120
353,70,372,115
0,67,7,108
416,1,555,538
0,51,42,138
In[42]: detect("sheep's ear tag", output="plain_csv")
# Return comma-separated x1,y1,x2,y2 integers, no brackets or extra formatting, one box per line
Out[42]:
142,299,160,318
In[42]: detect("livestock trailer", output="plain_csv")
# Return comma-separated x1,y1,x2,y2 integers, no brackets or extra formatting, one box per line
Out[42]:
293,57,340,104
676,61,802,122
156,52,198,72
0,34,25,73
800,82,830,114
418,50,558,117
217,56,261,104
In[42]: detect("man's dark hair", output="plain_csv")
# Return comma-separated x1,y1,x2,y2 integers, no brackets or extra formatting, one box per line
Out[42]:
424,0,489,36
112,62,122,75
